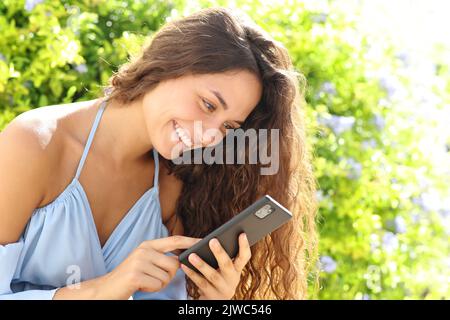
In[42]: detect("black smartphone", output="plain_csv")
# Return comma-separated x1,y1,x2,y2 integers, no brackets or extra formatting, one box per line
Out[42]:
178,194,292,273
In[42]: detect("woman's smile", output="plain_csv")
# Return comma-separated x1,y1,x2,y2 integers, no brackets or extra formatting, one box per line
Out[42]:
173,120,193,148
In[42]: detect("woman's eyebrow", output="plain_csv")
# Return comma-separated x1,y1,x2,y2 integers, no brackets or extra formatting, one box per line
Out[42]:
210,89,228,110
209,89,244,126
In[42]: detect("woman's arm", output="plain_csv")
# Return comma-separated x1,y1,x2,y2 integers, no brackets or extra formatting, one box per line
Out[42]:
0,117,61,299
0,116,52,246
0,117,201,300
0,118,133,300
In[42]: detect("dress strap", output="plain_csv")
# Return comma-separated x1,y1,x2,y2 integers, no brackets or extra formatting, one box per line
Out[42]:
152,148,159,191
74,99,108,180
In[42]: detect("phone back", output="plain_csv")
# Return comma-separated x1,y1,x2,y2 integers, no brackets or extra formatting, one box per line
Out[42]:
178,195,292,272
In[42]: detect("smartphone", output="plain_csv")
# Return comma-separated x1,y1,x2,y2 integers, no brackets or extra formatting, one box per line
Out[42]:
178,194,292,273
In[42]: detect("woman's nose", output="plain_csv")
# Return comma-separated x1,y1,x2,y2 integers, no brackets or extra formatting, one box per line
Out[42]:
197,118,225,146
202,131,215,145
201,124,226,146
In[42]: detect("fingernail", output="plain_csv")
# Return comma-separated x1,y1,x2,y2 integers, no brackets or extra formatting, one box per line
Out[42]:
210,238,219,248
181,264,189,271
242,233,247,241
189,253,199,262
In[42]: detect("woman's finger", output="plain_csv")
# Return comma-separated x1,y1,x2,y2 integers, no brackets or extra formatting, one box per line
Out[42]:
188,253,226,288
209,238,237,278
135,247,180,279
180,263,218,296
141,261,173,289
142,236,202,253
148,251,181,279
136,274,164,293
233,233,252,272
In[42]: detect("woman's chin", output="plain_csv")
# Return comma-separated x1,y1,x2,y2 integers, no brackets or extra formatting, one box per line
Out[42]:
162,139,186,160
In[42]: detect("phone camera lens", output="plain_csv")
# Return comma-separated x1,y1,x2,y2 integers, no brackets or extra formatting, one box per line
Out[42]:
255,204,274,219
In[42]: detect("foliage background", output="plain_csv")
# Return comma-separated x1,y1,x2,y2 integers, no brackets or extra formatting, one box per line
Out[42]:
1,0,448,299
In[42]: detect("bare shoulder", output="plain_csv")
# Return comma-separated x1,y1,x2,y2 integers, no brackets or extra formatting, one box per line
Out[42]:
0,103,78,172
0,100,97,245
0,110,60,244
0,108,61,177
0,98,101,172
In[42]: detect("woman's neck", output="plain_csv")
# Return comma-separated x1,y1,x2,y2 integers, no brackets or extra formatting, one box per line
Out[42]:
93,97,154,169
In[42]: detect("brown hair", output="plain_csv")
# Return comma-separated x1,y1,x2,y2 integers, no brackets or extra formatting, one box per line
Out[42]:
107,7,318,299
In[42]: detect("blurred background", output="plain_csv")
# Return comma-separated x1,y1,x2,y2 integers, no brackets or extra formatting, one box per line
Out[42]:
0,0,448,299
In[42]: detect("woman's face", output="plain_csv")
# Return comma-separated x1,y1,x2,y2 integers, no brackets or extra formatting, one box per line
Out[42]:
141,69,263,159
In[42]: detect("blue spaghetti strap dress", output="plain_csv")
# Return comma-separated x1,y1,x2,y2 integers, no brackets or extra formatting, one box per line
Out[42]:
0,99,188,300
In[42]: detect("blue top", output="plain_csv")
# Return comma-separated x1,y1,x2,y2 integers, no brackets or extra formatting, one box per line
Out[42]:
0,99,188,300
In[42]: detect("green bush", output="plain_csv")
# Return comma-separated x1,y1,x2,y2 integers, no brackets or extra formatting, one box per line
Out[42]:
0,0,180,124
1,0,448,299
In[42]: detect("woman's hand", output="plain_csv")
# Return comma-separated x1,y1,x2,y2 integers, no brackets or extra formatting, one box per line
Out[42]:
105,235,202,299
54,235,202,300
92,236,199,299
180,233,251,300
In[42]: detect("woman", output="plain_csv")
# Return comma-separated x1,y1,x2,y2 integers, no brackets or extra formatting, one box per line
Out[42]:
0,7,318,300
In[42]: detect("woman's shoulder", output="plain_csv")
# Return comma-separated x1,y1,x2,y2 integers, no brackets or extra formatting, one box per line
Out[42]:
0,103,75,244
0,99,101,201
2,101,92,161
6,99,101,154
0,98,100,245
1,107,60,169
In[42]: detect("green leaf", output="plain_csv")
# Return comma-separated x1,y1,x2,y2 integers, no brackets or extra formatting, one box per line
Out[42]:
65,85,77,101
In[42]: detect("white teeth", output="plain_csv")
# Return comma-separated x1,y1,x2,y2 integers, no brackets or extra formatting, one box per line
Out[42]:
174,121,192,148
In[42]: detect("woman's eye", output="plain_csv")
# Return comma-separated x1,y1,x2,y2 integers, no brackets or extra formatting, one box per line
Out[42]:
202,99,216,112
202,98,235,130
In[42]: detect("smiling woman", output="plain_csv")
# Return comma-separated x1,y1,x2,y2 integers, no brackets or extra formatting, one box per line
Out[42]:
0,7,318,300
136,70,262,158
105,7,318,299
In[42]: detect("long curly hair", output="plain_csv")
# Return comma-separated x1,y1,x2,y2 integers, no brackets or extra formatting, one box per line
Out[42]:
106,7,318,299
